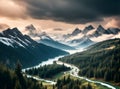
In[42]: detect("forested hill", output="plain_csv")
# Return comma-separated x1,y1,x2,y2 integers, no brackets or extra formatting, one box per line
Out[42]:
60,38,120,84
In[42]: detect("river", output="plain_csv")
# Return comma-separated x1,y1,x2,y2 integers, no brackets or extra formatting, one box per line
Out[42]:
22,49,116,89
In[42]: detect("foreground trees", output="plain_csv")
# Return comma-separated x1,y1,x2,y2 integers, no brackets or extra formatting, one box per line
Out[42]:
0,63,46,89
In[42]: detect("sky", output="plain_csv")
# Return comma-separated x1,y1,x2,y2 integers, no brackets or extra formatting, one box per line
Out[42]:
0,0,120,34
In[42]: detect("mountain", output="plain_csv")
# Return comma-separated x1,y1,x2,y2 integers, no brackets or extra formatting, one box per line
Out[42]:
37,31,75,50
107,28,120,34
76,37,94,48
82,25,94,34
71,28,82,36
25,24,36,31
68,36,94,48
90,25,106,37
90,25,120,37
25,24,75,51
63,28,82,39
63,25,120,41
39,39,75,51
60,38,120,83
0,28,68,68
39,32,53,40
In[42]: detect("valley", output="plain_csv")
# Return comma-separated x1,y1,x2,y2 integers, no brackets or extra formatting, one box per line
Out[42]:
0,25,120,89
0,1,120,89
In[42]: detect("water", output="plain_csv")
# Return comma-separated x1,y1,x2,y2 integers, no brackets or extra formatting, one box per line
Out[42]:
23,49,83,71
22,49,116,88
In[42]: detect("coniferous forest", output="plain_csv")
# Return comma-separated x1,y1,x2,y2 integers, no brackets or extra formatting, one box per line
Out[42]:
0,63,94,89
0,63,46,89
60,39,120,84
56,76,93,89
25,63,70,78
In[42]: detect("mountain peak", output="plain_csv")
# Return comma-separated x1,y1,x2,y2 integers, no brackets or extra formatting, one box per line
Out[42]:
97,25,105,31
71,28,81,36
39,32,53,40
85,25,94,30
25,24,36,31
3,27,22,35
96,25,106,35
82,25,94,34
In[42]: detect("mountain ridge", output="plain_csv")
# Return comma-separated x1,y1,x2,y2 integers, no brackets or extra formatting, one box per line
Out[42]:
0,28,69,68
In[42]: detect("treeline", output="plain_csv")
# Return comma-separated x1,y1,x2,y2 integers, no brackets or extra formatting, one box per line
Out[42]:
25,63,70,78
60,38,120,83
55,76,92,89
0,62,46,89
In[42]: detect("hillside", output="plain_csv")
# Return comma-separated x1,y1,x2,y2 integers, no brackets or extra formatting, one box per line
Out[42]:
59,38,120,84
0,28,68,68
39,39,75,51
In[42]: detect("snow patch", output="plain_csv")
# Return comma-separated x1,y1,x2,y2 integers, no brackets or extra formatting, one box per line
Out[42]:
0,37,14,47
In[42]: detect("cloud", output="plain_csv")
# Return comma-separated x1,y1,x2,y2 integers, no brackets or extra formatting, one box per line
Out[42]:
105,17,120,28
0,23,10,31
0,0,27,19
13,0,120,24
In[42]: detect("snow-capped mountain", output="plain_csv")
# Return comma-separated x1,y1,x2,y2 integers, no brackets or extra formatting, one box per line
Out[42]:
63,28,82,39
76,36,94,48
39,38,75,51
82,25,94,34
62,25,120,48
91,25,120,37
37,32,75,51
25,24,36,31
25,24,75,51
0,28,68,68
68,36,94,48
39,32,53,40
71,28,82,36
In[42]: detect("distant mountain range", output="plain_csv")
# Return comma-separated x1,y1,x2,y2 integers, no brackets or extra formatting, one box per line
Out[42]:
24,24,120,49
89,25,120,37
0,28,68,68
25,24,75,51
0,24,120,68
67,36,94,48
64,25,120,39
62,25,120,48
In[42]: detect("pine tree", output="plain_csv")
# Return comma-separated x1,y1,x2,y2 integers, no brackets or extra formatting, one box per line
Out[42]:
15,60,22,77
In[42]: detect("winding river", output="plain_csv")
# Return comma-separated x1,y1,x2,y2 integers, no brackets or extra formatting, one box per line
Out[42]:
22,49,116,89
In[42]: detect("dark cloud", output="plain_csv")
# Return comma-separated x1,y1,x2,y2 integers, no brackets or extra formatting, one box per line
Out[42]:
14,0,120,24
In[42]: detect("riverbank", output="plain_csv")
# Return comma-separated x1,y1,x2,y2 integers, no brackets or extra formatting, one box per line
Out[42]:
22,49,118,89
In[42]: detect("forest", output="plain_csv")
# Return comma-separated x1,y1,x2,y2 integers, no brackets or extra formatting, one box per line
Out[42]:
25,63,70,78
0,62,46,89
60,38,120,84
55,75,93,89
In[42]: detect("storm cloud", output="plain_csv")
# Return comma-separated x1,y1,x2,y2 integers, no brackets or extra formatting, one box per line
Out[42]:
13,0,120,24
